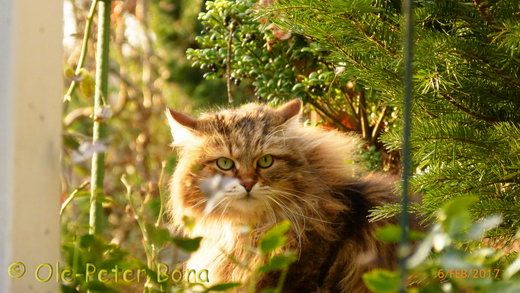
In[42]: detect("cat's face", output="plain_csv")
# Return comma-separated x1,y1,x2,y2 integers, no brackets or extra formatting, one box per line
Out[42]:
167,99,310,223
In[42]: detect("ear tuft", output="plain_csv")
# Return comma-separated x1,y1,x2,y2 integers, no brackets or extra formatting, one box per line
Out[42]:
165,108,198,146
167,108,197,129
276,99,302,123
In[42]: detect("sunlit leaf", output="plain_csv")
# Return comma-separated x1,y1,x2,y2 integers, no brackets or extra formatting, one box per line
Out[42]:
258,253,297,273
375,224,426,243
147,225,172,247
504,254,520,279
259,220,291,254
466,215,502,240
438,196,478,236
79,71,95,99
362,269,400,293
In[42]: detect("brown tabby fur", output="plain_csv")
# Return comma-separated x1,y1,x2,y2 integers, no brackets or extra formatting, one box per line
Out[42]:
166,99,400,292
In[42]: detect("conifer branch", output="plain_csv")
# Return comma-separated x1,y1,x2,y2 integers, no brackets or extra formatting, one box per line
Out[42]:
441,94,498,124
342,15,398,57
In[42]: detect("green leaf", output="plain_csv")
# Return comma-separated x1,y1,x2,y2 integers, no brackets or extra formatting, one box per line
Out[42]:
79,71,95,99
375,225,401,243
504,254,520,279
172,236,202,253
182,215,196,232
79,234,95,248
63,134,80,149
362,269,400,293
439,251,467,269
466,215,502,240
438,196,478,236
375,225,425,243
204,282,241,292
259,220,291,254
258,253,297,273
291,83,304,91
147,226,172,247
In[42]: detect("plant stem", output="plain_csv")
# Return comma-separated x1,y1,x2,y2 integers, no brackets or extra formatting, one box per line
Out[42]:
275,267,289,292
64,0,99,101
60,180,90,216
121,175,161,293
89,0,111,235
155,161,167,227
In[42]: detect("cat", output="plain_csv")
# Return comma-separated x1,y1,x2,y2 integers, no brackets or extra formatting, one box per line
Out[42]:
166,99,402,292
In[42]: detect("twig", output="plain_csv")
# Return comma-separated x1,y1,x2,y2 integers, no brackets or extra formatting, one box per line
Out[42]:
63,107,93,127
371,106,389,144
155,161,167,227
226,23,235,103
342,14,398,57
121,174,161,292
60,181,90,216
308,99,349,132
342,88,360,118
64,0,99,102
358,91,370,140
441,93,497,124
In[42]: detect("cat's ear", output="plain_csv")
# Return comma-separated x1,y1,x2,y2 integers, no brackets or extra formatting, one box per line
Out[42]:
165,108,198,146
276,98,302,124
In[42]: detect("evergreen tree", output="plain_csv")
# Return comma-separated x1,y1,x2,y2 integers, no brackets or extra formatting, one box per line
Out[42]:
190,0,520,239
267,0,520,239
188,0,401,171
149,0,250,107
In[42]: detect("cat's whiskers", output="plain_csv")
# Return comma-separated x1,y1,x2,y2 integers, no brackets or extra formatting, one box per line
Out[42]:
275,186,335,202
217,199,233,224
270,188,337,224
264,199,278,225
191,198,209,209
276,188,344,216
265,194,304,252
272,191,321,221
203,196,229,218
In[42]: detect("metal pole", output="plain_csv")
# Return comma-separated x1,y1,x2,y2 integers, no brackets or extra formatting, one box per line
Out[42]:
399,0,414,291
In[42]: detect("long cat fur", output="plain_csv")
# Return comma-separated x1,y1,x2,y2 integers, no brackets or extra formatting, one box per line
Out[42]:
166,99,401,292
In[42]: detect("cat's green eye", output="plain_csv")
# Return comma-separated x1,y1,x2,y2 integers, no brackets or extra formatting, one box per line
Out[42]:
216,157,235,170
257,154,274,168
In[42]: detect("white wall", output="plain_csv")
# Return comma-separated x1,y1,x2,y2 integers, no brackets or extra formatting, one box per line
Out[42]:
0,0,62,292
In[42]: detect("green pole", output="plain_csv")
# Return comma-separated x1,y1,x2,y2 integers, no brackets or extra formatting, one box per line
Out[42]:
399,0,414,292
89,0,111,235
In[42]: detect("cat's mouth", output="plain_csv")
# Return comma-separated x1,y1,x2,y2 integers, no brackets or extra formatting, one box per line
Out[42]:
199,175,269,215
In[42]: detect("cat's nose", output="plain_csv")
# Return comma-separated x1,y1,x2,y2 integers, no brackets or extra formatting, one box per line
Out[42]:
241,181,256,192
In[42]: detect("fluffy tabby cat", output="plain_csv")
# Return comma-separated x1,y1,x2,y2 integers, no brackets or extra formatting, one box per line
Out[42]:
166,99,400,292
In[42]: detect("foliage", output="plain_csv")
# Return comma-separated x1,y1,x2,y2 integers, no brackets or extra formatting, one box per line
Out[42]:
366,196,520,293
254,0,520,239
187,0,400,170
149,0,250,107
